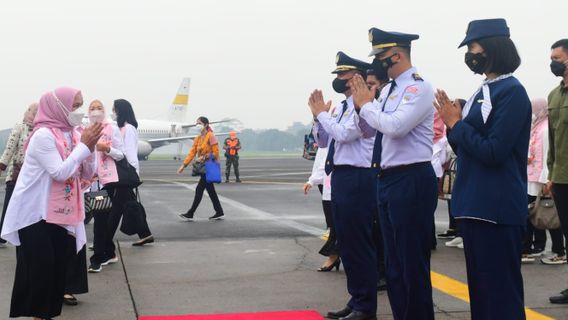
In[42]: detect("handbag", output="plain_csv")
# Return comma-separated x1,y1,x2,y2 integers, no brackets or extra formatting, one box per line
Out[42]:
191,160,205,176
84,182,112,224
120,188,147,236
110,158,142,188
439,156,457,200
529,195,560,230
205,153,222,183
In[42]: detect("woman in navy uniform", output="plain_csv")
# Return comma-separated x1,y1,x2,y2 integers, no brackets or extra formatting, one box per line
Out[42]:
434,19,531,319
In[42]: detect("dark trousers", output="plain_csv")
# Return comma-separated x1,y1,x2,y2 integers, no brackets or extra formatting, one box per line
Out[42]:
317,185,337,257
524,195,547,253
553,184,568,260
0,181,16,243
11,221,73,318
448,200,458,232
225,155,240,180
331,166,377,314
65,245,88,295
187,174,224,215
458,219,526,320
378,163,437,320
550,228,566,256
90,187,152,264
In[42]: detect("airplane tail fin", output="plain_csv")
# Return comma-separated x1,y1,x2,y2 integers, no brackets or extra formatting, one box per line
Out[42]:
169,78,191,122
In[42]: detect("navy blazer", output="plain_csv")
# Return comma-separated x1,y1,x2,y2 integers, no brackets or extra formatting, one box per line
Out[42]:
448,76,531,225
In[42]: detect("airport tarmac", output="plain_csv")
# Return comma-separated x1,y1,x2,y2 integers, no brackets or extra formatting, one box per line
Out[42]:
1,157,567,319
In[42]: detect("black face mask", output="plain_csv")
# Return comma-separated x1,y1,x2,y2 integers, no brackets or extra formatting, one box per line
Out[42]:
465,52,487,74
372,54,397,78
551,60,567,77
332,78,349,94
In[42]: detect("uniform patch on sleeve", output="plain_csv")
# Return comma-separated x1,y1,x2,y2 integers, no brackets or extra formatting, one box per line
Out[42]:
405,86,419,94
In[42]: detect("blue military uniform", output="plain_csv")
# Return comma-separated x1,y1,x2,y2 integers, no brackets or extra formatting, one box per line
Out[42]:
450,19,531,320
358,28,438,320
315,52,379,319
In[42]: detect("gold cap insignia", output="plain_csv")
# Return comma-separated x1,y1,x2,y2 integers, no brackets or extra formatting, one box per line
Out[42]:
368,30,373,43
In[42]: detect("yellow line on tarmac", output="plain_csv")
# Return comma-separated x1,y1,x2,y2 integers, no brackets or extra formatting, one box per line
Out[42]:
431,271,555,320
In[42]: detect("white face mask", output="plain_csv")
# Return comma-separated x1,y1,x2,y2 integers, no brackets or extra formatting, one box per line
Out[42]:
89,110,105,124
196,124,204,131
52,92,84,127
111,113,117,121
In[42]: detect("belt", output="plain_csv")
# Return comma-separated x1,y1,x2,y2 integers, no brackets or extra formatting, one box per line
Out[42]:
379,161,430,177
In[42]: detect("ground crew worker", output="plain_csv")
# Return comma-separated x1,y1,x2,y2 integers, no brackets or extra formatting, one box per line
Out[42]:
223,131,241,183
350,28,438,320
309,51,378,320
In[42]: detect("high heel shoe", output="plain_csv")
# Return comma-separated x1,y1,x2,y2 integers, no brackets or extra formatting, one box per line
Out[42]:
317,258,341,272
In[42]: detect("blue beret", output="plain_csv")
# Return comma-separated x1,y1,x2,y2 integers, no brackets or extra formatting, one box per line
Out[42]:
458,18,510,48
368,28,419,56
332,51,372,74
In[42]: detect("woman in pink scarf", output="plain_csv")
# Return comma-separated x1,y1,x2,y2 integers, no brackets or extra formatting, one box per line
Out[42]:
0,103,39,247
524,98,566,264
0,87,103,320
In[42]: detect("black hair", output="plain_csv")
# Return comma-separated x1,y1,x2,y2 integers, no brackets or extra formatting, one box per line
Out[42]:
197,116,209,126
477,36,521,75
114,99,138,129
551,39,568,55
366,69,389,82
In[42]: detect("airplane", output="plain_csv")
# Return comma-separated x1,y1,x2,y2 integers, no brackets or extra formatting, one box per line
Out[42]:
85,78,231,160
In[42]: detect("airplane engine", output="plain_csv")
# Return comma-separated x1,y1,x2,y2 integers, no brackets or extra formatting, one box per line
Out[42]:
138,140,153,160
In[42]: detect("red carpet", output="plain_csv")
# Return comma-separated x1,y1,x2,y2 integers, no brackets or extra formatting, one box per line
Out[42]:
138,310,324,320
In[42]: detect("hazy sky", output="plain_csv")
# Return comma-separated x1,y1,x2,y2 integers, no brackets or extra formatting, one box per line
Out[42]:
0,0,564,130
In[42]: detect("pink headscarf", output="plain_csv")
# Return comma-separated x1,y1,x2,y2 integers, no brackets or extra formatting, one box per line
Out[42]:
25,87,81,151
531,97,548,128
23,103,39,127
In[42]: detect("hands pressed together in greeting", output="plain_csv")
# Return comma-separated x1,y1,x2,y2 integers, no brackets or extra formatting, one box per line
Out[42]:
434,89,462,129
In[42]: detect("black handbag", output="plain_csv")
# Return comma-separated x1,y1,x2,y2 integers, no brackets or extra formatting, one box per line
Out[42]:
120,188,147,236
191,160,205,176
84,182,112,224
439,156,457,200
111,158,142,188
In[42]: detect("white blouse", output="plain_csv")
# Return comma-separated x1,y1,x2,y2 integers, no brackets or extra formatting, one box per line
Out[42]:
122,123,139,173
306,147,331,201
0,128,97,251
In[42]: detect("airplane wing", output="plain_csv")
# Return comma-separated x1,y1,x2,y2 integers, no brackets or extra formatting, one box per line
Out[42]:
146,132,232,148
180,119,234,129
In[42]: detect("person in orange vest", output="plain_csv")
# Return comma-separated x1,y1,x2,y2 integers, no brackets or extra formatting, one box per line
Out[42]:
223,131,242,183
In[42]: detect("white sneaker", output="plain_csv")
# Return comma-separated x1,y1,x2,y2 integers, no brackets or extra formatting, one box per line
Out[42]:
101,256,119,266
457,243,464,249
522,255,536,263
445,237,463,248
541,255,567,265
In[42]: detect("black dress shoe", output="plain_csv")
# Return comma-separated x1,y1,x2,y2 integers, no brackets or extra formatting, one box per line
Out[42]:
339,311,377,320
327,306,352,319
133,236,154,246
550,289,568,304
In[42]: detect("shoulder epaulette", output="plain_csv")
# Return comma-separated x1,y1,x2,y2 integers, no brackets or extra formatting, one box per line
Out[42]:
412,73,424,81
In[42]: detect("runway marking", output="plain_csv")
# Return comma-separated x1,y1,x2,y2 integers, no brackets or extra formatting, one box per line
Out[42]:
154,180,326,237
431,272,555,320
240,171,311,179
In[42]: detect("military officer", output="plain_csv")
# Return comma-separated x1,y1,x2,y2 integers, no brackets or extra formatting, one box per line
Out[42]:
308,51,378,320
349,28,438,320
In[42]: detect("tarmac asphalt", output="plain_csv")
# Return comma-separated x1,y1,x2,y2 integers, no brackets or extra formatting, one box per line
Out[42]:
0,157,567,319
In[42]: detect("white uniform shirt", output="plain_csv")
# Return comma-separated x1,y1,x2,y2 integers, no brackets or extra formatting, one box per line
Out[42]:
0,128,97,251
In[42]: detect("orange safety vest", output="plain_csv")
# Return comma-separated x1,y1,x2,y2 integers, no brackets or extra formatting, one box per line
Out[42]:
226,138,239,156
